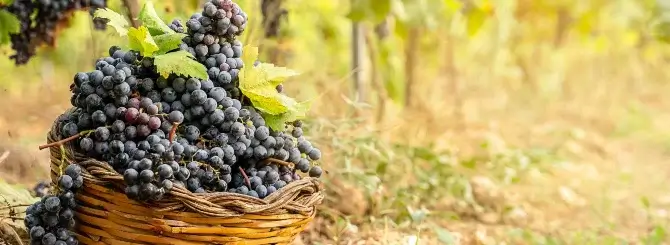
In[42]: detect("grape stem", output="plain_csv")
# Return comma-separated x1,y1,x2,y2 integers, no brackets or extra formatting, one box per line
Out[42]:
264,158,292,167
0,215,25,220
169,123,179,143
38,132,85,150
238,167,251,188
0,204,30,211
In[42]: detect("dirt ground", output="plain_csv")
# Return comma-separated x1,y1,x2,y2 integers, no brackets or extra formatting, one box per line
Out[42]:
2,81,670,245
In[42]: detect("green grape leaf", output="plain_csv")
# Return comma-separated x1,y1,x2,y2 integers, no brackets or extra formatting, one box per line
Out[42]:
239,45,306,115
262,100,312,131
154,33,187,55
346,0,369,22
256,63,300,86
139,1,174,35
347,0,391,23
653,13,670,43
128,26,159,56
465,6,488,37
93,8,129,36
0,10,20,45
154,51,208,79
444,0,463,14
378,39,404,104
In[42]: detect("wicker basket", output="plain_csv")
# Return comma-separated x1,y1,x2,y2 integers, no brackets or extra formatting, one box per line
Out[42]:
45,115,324,245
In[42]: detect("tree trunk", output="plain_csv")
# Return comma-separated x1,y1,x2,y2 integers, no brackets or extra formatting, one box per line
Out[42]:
553,7,570,48
404,27,419,107
352,22,365,103
121,0,140,28
261,0,287,64
364,20,389,122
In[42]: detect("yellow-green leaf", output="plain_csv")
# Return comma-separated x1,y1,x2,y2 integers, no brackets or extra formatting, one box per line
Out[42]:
263,100,312,131
464,5,488,37
128,26,159,56
241,45,259,70
239,45,302,115
347,0,391,23
257,63,300,86
239,64,294,115
653,14,670,43
154,51,208,79
378,38,404,104
574,11,596,36
94,8,129,36
154,33,187,55
0,10,20,45
444,0,462,14
139,1,174,35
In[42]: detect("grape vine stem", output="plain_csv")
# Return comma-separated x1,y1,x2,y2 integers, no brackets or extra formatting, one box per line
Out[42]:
238,167,251,188
264,158,292,167
0,204,30,211
38,133,82,150
169,123,179,143
0,215,25,220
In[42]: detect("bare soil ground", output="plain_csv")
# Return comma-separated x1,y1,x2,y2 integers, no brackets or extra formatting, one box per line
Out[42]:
2,83,670,245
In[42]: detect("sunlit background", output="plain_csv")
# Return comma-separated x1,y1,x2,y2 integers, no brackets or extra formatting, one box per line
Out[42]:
2,0,670,244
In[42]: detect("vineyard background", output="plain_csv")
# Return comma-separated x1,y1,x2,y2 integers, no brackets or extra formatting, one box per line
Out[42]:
2,0,670,244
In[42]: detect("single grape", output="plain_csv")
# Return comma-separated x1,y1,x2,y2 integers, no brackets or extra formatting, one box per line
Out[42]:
124,107,140,123
30,226,45,240
168,111,184,124
308,148,322,160
94,127,110,141
292,127,303,138
297,140,312,153
231,122,245,137
191,89,208,105
58,175,74,190
148,116,162,130
309,166,323,178
157,164,173,179
43,196,61,213
79,137,94,152
139,169,154,183
42,233,57,245
123,168,138,185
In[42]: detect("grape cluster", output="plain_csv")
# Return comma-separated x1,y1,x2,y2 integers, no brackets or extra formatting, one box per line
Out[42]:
1,0,107,65
24,164,82,245
53,0,321,203
172,0,247,96
33,181,52,198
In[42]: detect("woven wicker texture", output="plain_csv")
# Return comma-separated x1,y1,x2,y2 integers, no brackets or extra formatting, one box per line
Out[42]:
46,115,324,245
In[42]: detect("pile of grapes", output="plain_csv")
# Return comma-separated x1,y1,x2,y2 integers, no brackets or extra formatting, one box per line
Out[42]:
1,0,108,65
25,165,82,245
25,1,323,244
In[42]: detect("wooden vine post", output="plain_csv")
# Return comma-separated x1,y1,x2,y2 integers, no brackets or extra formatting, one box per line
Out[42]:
261,0,287,64
352,21,365,103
